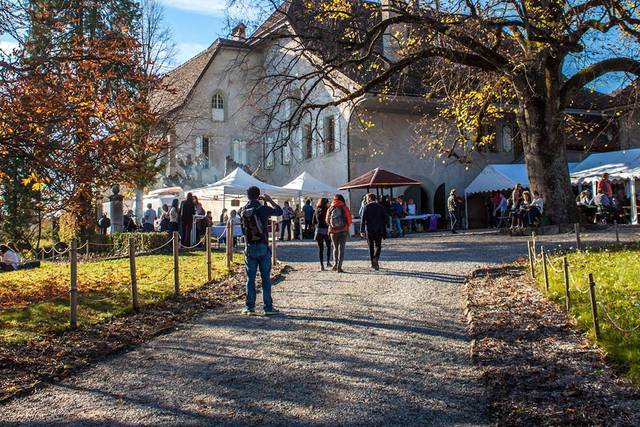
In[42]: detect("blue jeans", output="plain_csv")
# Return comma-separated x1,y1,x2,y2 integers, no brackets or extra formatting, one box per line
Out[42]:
393,218,403,236
245,242,273,311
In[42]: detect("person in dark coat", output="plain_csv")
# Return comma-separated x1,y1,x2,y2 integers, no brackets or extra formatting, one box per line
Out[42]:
179,192,195,246
360,193,389,270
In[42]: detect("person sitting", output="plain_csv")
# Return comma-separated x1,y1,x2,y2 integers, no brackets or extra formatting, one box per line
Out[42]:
0,244,20,271
528,191,544,226
595,189,614,222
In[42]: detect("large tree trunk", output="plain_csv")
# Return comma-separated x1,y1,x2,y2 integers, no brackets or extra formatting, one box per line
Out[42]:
514,66,578,225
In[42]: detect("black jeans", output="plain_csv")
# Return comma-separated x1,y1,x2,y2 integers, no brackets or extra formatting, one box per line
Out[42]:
449,210,458,231
280,219,291,240
316,233,331,265
367,232,383,261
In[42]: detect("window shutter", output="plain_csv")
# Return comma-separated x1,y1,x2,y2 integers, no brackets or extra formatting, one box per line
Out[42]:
311,125,317,158
317,119,325,156
334,114,341,152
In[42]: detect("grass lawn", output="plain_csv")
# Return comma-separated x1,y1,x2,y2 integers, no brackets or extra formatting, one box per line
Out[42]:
535,245,640,383
0,251,241,345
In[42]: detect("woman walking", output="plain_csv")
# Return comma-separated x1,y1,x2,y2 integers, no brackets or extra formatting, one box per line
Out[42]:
326,194,352,273
313,198,332,271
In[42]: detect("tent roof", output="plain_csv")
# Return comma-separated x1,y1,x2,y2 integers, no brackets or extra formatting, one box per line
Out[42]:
282,172,342,198
339,168,421,190
570,148,640,183
465,163,579,195
191,168,296,199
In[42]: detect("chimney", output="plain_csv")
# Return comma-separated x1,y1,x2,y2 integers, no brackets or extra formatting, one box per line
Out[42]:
231,23,247,41
381,0,409,62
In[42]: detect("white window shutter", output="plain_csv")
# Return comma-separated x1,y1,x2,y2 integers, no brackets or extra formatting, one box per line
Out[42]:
317,118,325,156
334,114,341,152
311,125,317,158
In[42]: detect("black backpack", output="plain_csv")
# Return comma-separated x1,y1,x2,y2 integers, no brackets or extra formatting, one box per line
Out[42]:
240,206,264,242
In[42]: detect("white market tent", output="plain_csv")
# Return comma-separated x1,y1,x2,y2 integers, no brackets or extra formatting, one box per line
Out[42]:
282,172,342,198
190,167,297,200
570,148,640,225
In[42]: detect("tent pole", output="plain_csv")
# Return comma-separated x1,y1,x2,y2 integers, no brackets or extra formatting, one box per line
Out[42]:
464,192,469,230
591,181,597,197
630,178,638,225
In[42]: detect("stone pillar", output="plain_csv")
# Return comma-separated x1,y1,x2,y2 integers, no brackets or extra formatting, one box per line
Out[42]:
109,185,124,234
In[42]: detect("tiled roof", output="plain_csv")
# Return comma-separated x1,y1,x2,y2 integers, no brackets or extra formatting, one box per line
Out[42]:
151,39,249,114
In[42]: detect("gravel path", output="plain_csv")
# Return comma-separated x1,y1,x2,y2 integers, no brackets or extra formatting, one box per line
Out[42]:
1,228,636,426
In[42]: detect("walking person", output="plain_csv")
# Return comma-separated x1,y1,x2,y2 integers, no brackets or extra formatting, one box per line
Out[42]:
240,186,283,316
143,203,157,232
360,193,388,270
179,193,195,245
326,194,352,273
280,201,294,241
448,189,459,234
312,198,332,270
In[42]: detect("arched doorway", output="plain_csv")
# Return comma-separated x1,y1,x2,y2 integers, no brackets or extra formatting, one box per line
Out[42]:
433,183,446,228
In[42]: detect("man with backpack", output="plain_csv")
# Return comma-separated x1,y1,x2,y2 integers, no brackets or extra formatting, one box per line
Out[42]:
360,193,388,270
326,194,352,273
240,186,283,316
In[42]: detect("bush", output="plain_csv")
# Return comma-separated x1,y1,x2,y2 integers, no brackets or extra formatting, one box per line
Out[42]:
110,232,172,254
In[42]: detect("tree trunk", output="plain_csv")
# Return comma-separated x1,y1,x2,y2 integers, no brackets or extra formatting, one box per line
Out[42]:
514,67,578,225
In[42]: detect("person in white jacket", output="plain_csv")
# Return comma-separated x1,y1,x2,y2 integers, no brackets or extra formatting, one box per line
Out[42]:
0,244,20,271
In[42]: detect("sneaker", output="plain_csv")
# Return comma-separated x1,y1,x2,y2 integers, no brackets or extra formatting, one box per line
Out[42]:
373,258,380,270
264,308,281,316
337,267,345,273
242,308,257,316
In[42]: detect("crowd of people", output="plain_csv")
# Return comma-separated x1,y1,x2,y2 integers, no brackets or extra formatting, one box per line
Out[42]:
576,173,627,223
478,184,544,231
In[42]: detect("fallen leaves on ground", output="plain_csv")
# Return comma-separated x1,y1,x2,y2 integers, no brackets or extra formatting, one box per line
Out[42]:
465,266,640,426
0,265,288,403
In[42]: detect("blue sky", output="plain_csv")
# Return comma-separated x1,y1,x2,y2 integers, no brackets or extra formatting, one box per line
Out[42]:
159,0,229,67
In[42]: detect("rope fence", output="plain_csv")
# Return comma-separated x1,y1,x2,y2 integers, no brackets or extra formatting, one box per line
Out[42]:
527,228,640,340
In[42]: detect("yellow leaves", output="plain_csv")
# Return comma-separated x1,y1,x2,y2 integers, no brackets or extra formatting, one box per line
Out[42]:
21,172,47,191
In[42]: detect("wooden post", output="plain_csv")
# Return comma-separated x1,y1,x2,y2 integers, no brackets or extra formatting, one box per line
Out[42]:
271,219,277,266
129,237,138,311
85,240,90,258
574,223,582,250
563,256,570,311
69,239,78,329
172,231,180,296
531,231,537,257
226,221,232,272
206,227,212,282
541,246,549,291
614,220,620,244
528,240,536,278
588,273,601,340
41,248,45,261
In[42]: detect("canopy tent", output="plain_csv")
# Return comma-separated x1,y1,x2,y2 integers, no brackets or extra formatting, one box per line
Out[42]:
282,172,342,198
570,148,640,184
340,168,421,190
570,148,640,225
190,167,297,200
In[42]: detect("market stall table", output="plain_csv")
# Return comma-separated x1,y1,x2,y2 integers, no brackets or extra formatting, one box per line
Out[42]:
401,214,440,232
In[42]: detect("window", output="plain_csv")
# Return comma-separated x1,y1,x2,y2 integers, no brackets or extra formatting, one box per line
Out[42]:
196,136,210,169
502,124,513,152
282,141,291,165
232,140,247,165
323,116,335,153
212,93,224,122
304,124,313,160
264,138,275,169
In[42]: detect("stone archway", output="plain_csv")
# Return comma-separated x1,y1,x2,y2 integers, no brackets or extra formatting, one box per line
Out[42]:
433,183,447,228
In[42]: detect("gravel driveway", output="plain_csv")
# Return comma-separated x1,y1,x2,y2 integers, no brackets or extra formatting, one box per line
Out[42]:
1,228,635,426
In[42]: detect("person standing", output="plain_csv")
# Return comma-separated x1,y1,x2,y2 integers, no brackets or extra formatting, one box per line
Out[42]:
97,213,111,235
303,200,314,235
159,204,170,232
360,193,388,270
326,194,352,273
598,173,613,198
312,198,332,270
219,208,229,225
169,199,180,232
293,204,302,240
179,193,195,245
391,198,404,237
240,186,283,316
143,203,157,232
406,197,417,232
448,189,459,233
280,201,294,241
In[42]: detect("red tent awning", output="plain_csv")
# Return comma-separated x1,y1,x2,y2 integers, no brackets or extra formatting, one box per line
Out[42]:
339,168,421,190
